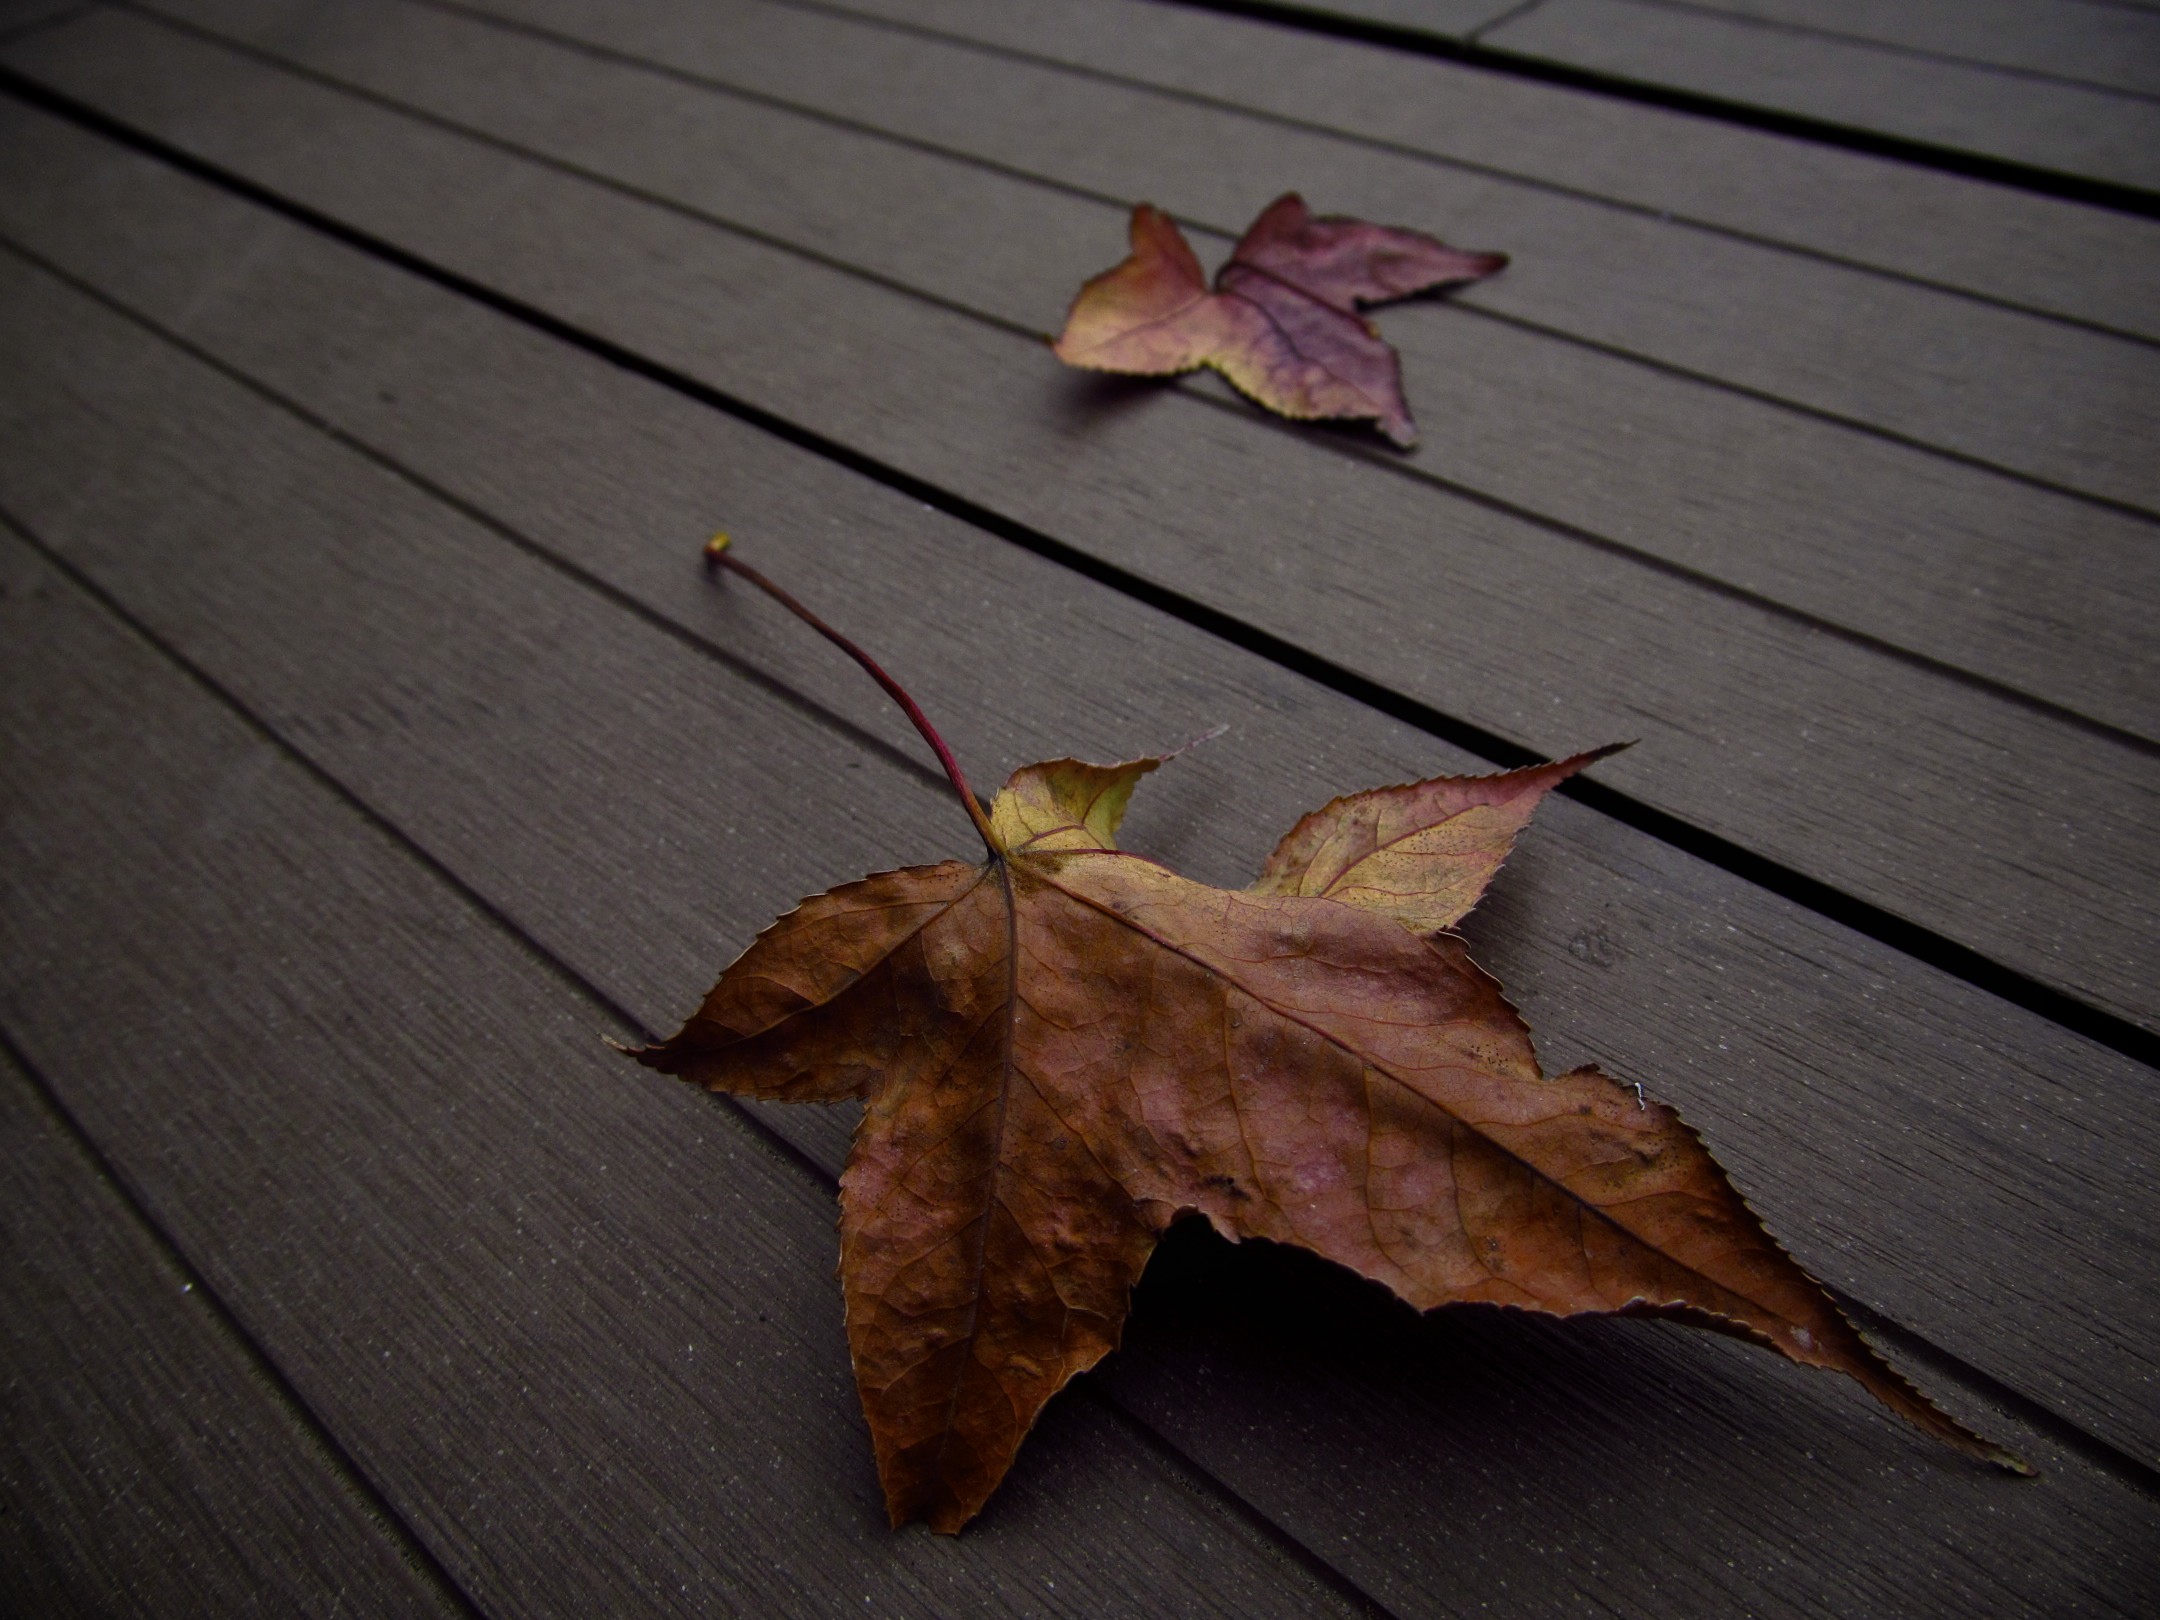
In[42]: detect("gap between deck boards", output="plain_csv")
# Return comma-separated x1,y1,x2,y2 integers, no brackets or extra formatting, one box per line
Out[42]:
12,111,2160,1615
54,0,2156,979
0,62,2146,1079
378,0,2160,746
0,1025,488,1620
2,311,2155,1614
0,512,1404,1620
753,0,2160,348
16,484,2157,1513
1,109,2153,1476
1146,0,2160,216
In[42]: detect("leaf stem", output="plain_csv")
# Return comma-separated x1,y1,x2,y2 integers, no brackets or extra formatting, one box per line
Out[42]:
705,535,1003,856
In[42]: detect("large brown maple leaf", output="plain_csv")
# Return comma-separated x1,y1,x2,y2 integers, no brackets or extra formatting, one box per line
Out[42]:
631,544,2017,1533
1051,193,1506,446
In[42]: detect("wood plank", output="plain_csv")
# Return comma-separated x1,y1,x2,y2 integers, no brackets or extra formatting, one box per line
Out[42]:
2,120,2156,1478
5,18,2153,1032
0,0,83,41
0,1049,469,1620
1099,1223,2160,1619
0,184,2156,1620
411,0,2160,744
826,0,2160,340
1288,0,2160,100
1652,0,2160,97
0,553,1361,1619
1482,0,2160,188
159,0,2160,515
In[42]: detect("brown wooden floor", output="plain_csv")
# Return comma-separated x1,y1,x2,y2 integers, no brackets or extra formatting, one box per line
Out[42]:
2,0,2155,1614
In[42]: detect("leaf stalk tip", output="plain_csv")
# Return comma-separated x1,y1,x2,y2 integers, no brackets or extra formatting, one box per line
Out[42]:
701,537,1004,857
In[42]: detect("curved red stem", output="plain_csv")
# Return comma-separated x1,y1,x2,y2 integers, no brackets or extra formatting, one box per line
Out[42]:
705,537,1002,856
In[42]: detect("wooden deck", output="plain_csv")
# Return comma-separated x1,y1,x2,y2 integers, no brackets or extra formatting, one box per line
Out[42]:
1,1,2154,1613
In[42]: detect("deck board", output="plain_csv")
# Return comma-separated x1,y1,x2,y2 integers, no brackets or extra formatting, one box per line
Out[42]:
1644,0,2160,97
827,0,2160,336
0,537,1365,1619
1481,0,2160,189
417,0,2160,741
160,0,2160,504
6,10,2152,1032
3,0,2155,1609
1297,0,2160,98
0,1050,467,1620
1,220,2155,1618
1,115,2156,1464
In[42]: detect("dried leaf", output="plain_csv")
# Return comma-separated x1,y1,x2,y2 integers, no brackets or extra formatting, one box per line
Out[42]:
632,552,2020,1531
635,546,2021,1537
1051,193,1506,446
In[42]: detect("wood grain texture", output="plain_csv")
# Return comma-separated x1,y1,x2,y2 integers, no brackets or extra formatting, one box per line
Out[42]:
413,0,2160,741
0,1051,468,1620
1,139,2156,1480
1658,0,2160,96
825,0,2160,340
153,0,2160,516
4,24,2153,1033
0,558,1363,1619
0,0,85,37
0,206,2156,1620
1483,0,2160,187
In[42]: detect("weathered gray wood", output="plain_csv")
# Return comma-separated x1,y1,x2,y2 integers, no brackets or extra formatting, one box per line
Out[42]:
826,0,2160,340
153,0,2160,516
0,1050,468,1620
2,130,2157,1480
0,564,1366,1619
1295,0,2160,99
380,0,2151,747
1656,0,2160,96
1,205,2157,1620
1483,0,2160,187
399,0,2160,742
1098,1226,2160,1620
4,30,2152,1032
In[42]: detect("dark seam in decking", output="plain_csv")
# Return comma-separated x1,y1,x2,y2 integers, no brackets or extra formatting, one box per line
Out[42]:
1573,0,2160,106
0,1018,497,1620
100,1,2160,699
1145,0,2160,218
85,5,2160,623
0,235,956,804
396,0,2160,358
1831,1287,2160,1504
3,66,2148,1078
518,0,2160,351
1175,348,2160,758
0,503,1409,1620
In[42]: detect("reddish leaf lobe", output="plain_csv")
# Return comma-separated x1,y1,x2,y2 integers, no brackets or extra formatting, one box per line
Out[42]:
1052,194,1506,446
